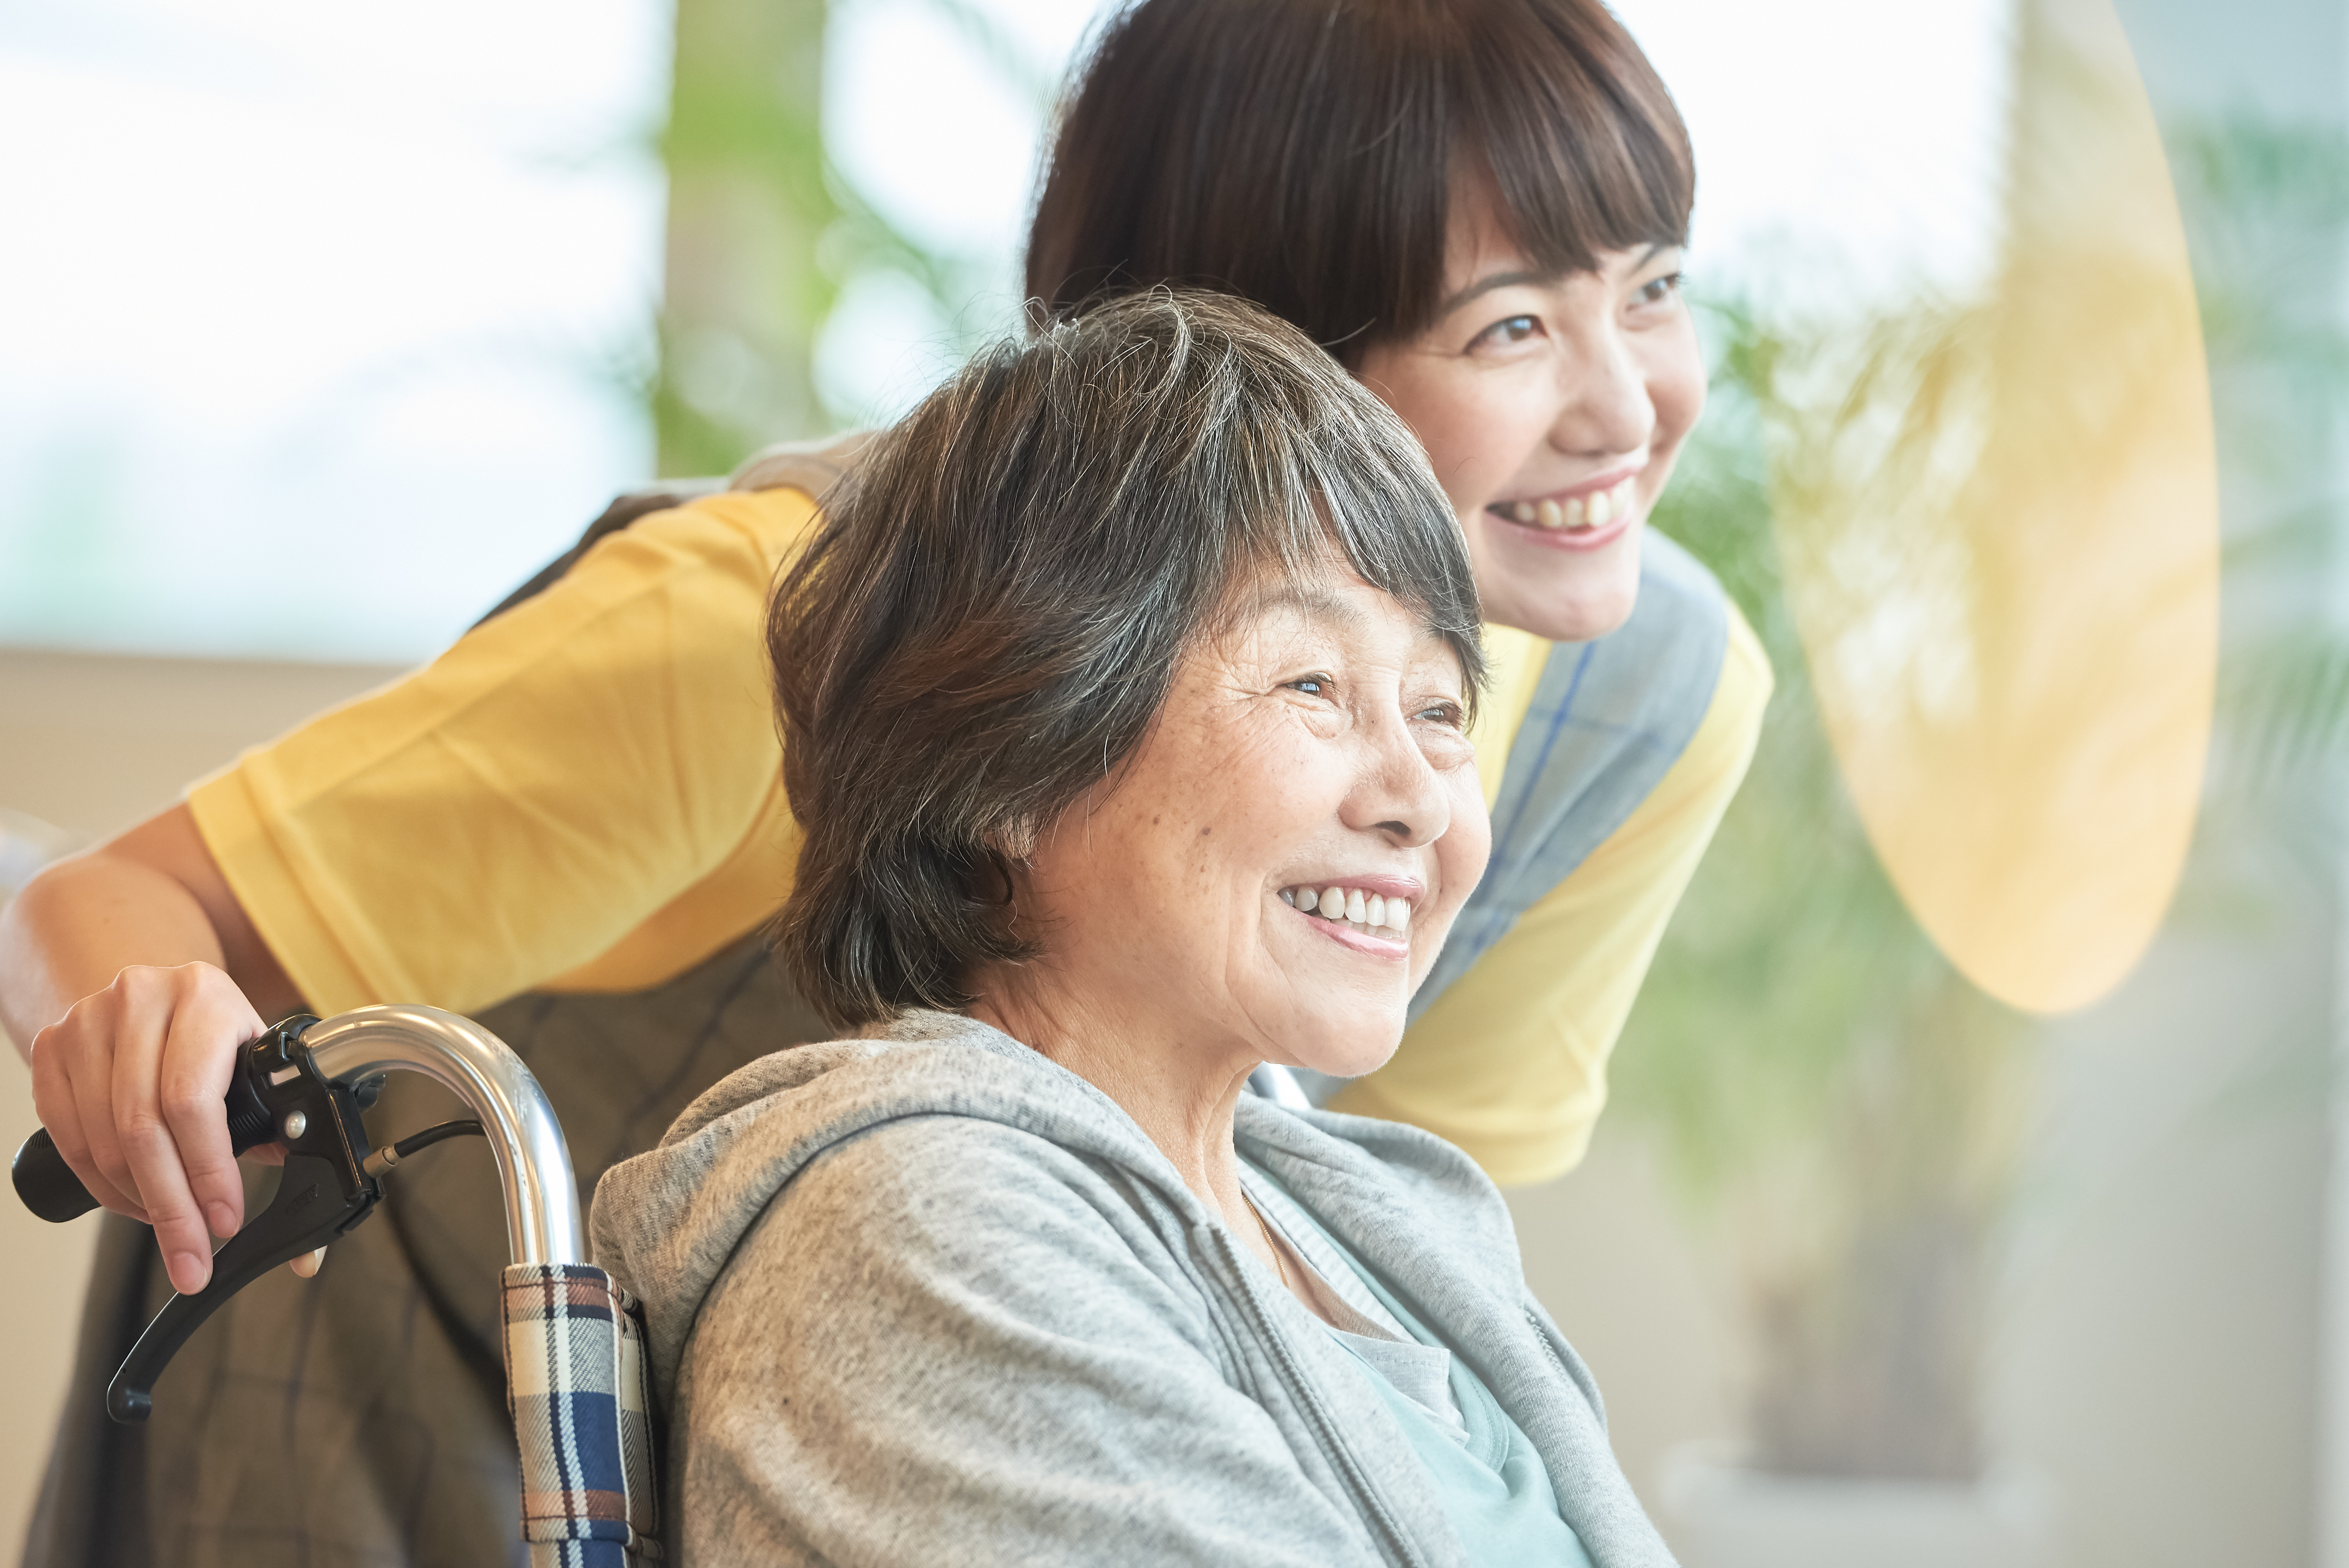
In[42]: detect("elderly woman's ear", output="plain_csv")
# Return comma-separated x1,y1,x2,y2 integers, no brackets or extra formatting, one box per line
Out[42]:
975,835,1035,939
987,822,1039,873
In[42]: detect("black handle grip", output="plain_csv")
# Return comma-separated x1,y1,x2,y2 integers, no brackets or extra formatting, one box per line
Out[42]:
12,1129,102,1222
11,1016,309,1224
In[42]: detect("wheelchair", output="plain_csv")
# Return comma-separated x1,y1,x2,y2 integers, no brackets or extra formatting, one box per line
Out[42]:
12,1004,1318,1566
12,1007,659,1567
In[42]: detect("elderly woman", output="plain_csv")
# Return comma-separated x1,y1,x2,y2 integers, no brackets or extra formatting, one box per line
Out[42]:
591,291,1674,1566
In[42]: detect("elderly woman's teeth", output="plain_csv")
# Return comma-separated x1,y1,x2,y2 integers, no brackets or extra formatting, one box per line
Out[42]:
1284,886,1410,934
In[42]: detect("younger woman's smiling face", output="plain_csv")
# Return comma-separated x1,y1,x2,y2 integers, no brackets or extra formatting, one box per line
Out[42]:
1354,170,1705,643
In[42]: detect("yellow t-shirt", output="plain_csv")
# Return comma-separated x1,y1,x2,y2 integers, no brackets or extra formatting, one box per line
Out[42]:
189,487,1768,1185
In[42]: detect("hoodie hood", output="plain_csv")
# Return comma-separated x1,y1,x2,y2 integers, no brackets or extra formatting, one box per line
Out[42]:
590,1008,1189,1401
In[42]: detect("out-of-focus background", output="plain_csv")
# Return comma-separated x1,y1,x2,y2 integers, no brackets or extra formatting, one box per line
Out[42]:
2,1,2344,1563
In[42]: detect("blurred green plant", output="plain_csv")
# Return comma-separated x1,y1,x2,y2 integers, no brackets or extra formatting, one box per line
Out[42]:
1624,97,2349,1482
652,0,1055,474
651,0,832,474
2179,113,2349,815
1628,291,2031,1479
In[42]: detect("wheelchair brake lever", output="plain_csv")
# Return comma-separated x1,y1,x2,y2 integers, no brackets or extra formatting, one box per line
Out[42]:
107,1018,386,1424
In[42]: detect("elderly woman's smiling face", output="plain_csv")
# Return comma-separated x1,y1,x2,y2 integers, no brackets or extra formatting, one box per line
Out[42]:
1001,561,1490,1080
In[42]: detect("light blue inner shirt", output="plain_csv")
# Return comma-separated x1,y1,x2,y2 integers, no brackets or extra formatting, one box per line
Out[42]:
1240,1165,1597,1567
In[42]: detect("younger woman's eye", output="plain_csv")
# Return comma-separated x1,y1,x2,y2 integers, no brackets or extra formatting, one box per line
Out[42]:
1634,271,1685,307
1468,314,1542,352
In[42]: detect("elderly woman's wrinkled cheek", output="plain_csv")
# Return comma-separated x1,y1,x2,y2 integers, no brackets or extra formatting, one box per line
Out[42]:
1018,651,1421,1072
1197,685,1428,1054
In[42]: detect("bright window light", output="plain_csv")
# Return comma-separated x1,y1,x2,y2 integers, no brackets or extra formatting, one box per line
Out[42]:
0,0,2008,662
0,0,669,662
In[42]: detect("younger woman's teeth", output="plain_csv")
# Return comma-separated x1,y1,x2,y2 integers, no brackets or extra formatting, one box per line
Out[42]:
1503,476,1635,533
1278,884,1411,934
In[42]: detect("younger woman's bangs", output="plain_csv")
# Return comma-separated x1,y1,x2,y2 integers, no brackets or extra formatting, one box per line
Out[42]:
1026,0,1696,356
1445,0,1695,308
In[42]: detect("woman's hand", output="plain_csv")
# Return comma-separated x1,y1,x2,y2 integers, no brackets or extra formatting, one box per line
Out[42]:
29,961,270,1295
2,803,306,1295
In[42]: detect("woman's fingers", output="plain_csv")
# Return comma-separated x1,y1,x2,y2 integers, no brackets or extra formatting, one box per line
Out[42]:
288,1246,327,1278
26,1038,143,1219
50,985,153,1224
26,962,266,1296
159,972,264,1245
126,968,265,1294
109,970,213,1294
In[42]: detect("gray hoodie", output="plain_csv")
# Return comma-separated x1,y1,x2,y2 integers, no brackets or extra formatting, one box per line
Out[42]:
590,1010,1678,1567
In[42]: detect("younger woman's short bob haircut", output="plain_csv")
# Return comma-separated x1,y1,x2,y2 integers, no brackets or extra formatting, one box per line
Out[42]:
1025,0,1694,359
769,290,1483,1029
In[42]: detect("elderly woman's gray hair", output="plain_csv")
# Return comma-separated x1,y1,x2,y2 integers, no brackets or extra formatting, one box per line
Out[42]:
768,288,1483,1028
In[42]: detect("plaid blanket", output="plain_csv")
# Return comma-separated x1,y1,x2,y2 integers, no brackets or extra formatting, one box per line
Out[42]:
503,1264,661,1566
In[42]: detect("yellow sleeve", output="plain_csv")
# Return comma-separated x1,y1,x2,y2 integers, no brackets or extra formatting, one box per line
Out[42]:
186,489,823,1017
1330,601,1773,1186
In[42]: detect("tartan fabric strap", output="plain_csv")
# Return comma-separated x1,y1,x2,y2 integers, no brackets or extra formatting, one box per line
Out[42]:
502,1263,663,1566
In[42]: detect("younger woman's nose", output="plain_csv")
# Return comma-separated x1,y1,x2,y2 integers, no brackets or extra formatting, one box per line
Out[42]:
1552,327,1654,460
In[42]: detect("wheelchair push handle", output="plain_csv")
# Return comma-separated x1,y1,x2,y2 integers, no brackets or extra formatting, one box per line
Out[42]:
9,1005,586,1426
11,1018,299,1224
